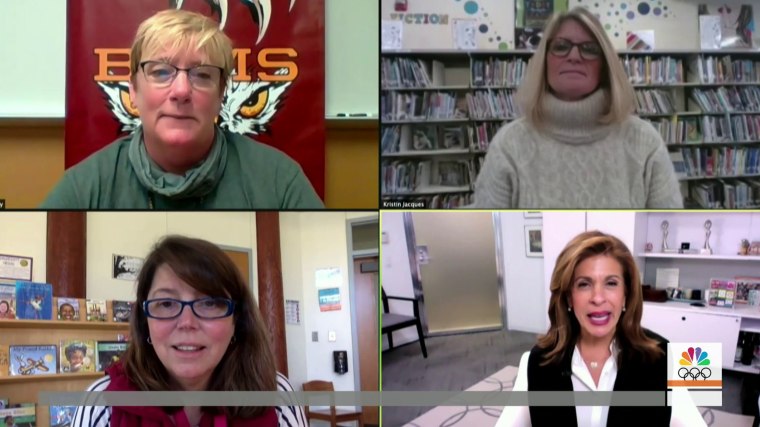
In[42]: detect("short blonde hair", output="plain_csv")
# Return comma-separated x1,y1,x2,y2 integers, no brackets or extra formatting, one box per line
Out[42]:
516,7,635,126
130,9,234,91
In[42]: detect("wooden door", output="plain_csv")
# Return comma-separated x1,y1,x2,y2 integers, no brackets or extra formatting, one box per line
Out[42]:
222,249,251,288
354,257,379,425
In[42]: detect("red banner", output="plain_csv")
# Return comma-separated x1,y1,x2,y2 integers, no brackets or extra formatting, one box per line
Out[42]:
65,0,325,198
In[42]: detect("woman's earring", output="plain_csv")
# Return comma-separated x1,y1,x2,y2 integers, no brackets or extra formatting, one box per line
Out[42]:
147,337,153,345
231,335,237,343
622,306,626,312
568,306,572,312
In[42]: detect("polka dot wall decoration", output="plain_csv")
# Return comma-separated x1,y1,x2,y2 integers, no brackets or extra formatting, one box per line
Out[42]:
576,0,678,44
454,0,506,50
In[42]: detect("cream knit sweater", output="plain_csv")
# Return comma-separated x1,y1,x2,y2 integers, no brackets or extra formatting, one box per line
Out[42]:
472,90,683,208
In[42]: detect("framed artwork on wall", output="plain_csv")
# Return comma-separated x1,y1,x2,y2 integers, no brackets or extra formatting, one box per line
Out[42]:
525,226,543,257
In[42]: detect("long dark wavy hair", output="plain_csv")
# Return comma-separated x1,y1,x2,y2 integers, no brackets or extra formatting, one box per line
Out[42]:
536,231,663,366
121,235,276,418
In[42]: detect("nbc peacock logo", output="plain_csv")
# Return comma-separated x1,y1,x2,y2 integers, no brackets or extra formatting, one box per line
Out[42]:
677,346,712,381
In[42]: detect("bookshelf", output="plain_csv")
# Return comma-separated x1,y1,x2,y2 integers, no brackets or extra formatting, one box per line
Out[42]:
0,314,129,426
381,49,760,209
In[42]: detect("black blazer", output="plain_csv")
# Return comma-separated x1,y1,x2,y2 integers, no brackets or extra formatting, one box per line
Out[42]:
527,328,672,427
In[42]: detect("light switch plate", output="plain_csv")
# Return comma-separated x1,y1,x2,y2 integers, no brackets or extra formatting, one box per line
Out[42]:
328,330,336,342
312,331,318,342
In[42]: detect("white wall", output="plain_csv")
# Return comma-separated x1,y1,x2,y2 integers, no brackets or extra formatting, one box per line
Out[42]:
500,212,546,334
279,212,358,413
379,211,417,348
381,0,760,50
0,213,48,284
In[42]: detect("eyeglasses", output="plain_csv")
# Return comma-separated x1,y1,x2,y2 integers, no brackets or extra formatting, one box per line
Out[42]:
548,38,602,60
139,61,224,90
143,297,235,319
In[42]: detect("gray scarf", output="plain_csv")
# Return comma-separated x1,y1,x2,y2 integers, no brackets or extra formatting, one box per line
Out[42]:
128,126,227,199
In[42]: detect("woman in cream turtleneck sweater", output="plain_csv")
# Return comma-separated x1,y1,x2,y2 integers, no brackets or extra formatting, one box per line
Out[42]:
473,7,683,209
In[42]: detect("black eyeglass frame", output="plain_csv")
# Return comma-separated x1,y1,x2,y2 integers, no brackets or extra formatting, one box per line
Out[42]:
143,297,236,320
547,38,603,60
138,61,225,87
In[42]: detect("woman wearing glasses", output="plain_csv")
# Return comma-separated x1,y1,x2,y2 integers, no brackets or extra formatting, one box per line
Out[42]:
473,7,682,208
42,9,322,209
73,236,306,427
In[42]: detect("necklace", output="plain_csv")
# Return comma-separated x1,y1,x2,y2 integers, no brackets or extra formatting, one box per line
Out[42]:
589,361,599,369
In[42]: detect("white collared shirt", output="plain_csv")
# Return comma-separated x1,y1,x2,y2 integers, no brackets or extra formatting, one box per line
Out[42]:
495,345,706,427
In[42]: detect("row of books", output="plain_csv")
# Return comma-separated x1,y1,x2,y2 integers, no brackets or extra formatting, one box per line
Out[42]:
0,281,133,322
382,193,473,209
0,340,127,376
635,89,676,115
382,159,473,194
381,91,468,121
690,179,760,209
622,55,684,84
380,57,444,88
690,56,760,84
645,115,760,144
381,121,507,154
471,57,528,87
466,89,521,120
691,87,760,113
671,146,760,178
381,124,468,153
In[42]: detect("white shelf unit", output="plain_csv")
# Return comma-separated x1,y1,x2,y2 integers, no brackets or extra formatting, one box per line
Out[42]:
637,212,760,374
381,49,760,209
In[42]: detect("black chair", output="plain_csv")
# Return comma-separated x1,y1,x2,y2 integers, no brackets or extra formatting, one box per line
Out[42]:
381,287,428,358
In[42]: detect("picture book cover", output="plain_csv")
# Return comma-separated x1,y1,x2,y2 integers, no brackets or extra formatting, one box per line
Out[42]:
14,281,52,320
96,341,128,372
0,344,8,377
112,300,133,323
59,339,96,373
50,405,76,427
85,299,107,322
736,276,760,303
710,278,736,307
57,297,80,321
0,403,36,427
9,345,56,376
0,284,15,319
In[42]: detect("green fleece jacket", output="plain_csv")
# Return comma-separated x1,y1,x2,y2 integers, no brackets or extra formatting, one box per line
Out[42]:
41,130,324,209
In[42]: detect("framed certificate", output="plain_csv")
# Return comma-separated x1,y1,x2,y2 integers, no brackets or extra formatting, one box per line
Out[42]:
0,254,33,281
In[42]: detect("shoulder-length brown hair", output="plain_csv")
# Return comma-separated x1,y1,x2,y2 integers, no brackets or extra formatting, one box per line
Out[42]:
121,235,276,419
537,231,662,366
516,6,635,126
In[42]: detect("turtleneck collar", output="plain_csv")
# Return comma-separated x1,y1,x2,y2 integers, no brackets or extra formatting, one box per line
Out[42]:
540,89,614,144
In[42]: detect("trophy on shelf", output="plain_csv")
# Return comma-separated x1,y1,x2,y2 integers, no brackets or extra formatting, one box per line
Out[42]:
701,219,713,255
661,221,678,253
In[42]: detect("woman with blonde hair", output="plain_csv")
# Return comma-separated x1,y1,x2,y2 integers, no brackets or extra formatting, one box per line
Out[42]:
42,9,322,209
496,231,704,426
73,235,307,427
473,7,682,208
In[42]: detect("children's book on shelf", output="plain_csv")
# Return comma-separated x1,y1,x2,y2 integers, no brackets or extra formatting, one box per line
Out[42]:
709,278,736,307
0,403,36,426
59,339,96,373
14,281,52,320
57,297,80,321
50,405,76,427
96,341,128,372
85,299,107,322
0,344,8,377
9,344,57,376
0,284,15,320
112,300,134,323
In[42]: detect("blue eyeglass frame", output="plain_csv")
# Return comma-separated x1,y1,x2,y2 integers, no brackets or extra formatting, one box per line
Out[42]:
142,297,235,319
